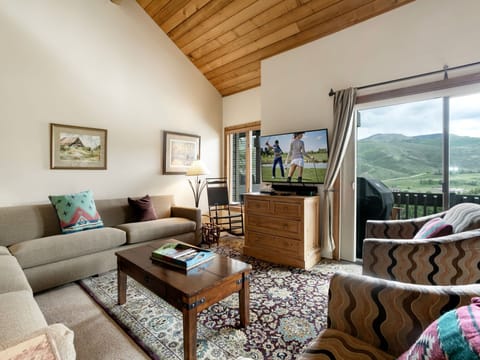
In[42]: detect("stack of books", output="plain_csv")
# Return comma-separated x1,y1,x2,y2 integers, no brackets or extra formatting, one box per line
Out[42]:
151,242,215,271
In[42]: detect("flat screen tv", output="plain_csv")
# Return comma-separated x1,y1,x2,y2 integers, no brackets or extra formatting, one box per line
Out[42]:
260,128,329,185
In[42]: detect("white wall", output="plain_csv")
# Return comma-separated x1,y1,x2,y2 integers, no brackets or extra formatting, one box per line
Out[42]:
223,87,261,127
0,0,222,210
251,0,480,259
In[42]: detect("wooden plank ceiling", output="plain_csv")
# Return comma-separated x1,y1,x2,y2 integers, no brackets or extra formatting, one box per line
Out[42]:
138,0,414,96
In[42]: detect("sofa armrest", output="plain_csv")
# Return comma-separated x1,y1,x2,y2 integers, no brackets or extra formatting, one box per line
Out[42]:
327,272,480,357
362,229,480,284
366,211,445,239
0,323,75,360
171,206,202,244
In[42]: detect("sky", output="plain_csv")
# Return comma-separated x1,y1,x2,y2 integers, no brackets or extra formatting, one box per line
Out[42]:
357,92,480,140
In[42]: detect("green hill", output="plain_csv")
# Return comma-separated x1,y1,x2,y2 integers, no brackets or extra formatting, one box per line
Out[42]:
358,133,480,192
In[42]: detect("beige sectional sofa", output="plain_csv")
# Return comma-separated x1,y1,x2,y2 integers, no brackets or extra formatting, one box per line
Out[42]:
0,194,201,358
0,194,201,293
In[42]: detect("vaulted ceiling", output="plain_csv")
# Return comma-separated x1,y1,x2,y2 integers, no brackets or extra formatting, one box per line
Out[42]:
137,0,414,96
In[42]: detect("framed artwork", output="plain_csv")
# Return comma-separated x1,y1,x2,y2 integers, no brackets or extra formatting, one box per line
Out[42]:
163,131,200,174
50,123,107,170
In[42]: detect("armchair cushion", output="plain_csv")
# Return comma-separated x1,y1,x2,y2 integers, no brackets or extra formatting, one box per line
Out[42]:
362,230,480,285
299,272,480,359
300,329,394,360
398,297,480,359
413,217,453,239
443,202,480,233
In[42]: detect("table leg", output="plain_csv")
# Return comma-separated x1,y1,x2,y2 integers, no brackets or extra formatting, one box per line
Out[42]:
118,268,127,305
239,272,250,327
182,307,197,360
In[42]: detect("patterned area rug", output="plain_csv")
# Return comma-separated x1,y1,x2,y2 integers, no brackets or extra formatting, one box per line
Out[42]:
79,236,361,360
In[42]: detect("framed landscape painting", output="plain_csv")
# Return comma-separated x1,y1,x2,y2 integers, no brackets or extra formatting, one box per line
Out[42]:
163,131,200,174
50,123,107,170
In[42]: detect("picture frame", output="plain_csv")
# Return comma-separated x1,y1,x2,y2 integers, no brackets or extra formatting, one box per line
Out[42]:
163,131,200,174
50,123,107,170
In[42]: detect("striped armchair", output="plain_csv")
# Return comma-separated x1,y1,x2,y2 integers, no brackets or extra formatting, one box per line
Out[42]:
299,272,480,359
363,202,480,285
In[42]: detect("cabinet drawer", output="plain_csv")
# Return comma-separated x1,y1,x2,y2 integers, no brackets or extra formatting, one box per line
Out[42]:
245,230,302,256
272,201,303,218
245,215,302,239
245,197,272,214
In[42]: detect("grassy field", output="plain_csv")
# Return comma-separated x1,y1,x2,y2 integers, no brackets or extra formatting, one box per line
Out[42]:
60,146,100,162
261,163,326,183
261,149,328,183
262,153,327,183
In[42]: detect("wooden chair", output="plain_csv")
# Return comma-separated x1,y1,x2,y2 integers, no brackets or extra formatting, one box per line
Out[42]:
206,178,244,236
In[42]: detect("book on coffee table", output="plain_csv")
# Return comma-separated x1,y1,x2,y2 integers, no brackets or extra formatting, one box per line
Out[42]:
151,242,215,271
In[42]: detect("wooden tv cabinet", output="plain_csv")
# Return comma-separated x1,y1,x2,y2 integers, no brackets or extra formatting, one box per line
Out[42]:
243,193,321,269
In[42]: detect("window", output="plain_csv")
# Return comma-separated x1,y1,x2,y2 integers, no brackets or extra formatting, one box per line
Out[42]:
224,122,261,202
357,90,480,216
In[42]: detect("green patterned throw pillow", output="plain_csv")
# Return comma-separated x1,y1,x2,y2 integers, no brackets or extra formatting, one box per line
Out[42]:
48,190,104,234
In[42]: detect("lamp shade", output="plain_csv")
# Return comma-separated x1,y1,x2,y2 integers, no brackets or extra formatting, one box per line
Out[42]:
186,160,209,176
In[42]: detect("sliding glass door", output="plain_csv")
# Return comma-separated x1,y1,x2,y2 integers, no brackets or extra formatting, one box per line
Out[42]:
230,131,247,201
358,91,480,208
225,122,261,202
356,90,480,257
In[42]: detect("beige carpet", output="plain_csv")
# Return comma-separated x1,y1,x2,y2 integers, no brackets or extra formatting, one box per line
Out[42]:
35,282,150,360
34,235,360,360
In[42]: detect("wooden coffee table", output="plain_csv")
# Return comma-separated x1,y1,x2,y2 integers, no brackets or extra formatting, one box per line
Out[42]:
115,239,251,360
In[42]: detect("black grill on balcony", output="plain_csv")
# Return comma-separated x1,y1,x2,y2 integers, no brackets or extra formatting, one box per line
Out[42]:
356,177,394,259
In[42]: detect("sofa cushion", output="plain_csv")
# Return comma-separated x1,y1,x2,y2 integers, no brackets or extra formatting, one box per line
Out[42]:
0,255,32,294
299,329,394,360
443,202,480,233
398,297,480,360
9,227,126,269
116,217,196,244
414,217,453,239
0,204,62,247
49,190,104,233
95,195,175,226
0,291,48,346
128,195,157,222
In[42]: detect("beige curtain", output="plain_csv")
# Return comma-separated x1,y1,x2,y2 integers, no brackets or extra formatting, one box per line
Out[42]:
321,88,357,258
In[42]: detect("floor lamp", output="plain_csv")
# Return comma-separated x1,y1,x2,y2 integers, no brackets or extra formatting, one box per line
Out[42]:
186,160,209,208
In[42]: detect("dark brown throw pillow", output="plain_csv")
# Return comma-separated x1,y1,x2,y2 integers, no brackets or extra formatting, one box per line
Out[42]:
128,195,157,222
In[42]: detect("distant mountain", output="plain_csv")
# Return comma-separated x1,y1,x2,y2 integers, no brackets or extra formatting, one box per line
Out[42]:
358,133,480,180
362,133,410,142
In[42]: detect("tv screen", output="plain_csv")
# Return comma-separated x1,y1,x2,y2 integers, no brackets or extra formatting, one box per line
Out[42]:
260,128,329,184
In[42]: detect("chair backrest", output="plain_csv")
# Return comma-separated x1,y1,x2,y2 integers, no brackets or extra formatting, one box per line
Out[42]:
206,178,230,206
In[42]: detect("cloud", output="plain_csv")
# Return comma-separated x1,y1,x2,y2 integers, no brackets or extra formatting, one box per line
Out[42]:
358,93,480,139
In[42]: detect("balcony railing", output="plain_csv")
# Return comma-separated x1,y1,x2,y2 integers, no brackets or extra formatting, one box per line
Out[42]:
391,191,480,219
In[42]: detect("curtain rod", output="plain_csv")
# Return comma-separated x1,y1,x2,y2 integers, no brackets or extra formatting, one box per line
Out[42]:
328,60,480,97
